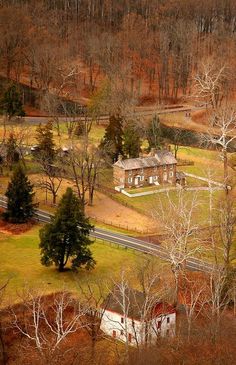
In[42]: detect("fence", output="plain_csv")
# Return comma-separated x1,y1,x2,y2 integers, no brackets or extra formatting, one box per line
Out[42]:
89,215,155,235
121,186,180,198
177,159,194,166
184,173,225,188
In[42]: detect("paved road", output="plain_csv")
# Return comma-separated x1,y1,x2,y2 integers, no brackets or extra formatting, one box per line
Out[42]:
24,105,203,125
0,196,213,273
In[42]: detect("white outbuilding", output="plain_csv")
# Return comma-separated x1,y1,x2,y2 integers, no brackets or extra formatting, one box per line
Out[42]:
100,288,176,346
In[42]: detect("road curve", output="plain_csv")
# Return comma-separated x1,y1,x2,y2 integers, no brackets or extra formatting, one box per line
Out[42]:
0,196,213,273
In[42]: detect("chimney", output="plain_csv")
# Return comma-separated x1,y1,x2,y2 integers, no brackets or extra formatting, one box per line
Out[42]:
150,148,156,157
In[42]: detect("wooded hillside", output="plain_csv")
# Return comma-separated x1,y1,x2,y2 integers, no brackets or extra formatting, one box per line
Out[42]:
1,0,236,106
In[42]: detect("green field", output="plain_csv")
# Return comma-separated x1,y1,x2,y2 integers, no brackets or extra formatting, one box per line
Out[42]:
115,189,223,225
0,224,167,303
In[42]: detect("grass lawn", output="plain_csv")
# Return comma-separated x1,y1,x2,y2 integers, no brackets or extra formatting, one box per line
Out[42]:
0,224,167,303
114,189,224,226
176,145,234,182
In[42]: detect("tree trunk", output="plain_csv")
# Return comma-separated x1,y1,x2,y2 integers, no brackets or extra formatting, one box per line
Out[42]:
58,259,64,272
223,148,228,191
0,323,6,365
52,192,57,205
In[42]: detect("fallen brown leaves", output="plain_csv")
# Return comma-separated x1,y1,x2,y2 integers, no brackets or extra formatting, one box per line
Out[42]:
0,209,34,234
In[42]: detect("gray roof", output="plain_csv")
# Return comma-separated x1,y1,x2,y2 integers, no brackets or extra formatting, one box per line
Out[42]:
104,288,155,319
114,150,177,171
103,287,174,320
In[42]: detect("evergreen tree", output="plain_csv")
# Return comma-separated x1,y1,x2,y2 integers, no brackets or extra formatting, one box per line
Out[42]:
100,114,123,162
0,84,25,120
123,122,141,158
146,115,163,151
6,133,19,169
36,121,55,163
3,164,37,223
39,187,95,272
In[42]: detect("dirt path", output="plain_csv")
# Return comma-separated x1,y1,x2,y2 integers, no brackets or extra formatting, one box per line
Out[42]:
86,190,158,234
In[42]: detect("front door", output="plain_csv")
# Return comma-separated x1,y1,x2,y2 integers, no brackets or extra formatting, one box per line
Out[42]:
135,176,140,185
149,176,153,184
163,172,168,182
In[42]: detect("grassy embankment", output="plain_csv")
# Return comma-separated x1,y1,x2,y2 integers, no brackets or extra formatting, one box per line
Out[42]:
0,224,169,303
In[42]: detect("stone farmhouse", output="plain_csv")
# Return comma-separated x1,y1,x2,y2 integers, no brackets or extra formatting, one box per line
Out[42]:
113,149,185,189
100,288,176,346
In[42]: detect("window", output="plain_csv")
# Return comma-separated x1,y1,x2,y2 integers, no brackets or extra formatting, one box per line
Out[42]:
163,165,166,170
112,330,116,338
121,317,124,324
170,164,173,170
169,172,173,178
140,175,144,181
128,333,132,343
167,317,170,324
128,177,132,183
153,176,158,181
120,330,124,335
157,320,161,329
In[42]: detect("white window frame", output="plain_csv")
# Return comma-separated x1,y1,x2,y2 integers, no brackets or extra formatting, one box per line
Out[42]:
140,175,144,181
128,177,132,183
169,172,173,178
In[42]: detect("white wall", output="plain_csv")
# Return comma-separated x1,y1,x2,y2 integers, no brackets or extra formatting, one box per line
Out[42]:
100,310,176,346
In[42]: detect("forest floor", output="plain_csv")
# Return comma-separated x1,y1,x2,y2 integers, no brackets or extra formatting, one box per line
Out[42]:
2,292,118,365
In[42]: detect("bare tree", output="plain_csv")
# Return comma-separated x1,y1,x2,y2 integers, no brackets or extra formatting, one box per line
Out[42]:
193,61,228,110
76,279,109,364
179,273,208,341
153,191,201,305
11,289,86,364
205,268,231,343
107,267,174,360
68,135,103,206
217,197,236,270
38,161,63,205
203,106,236,190
0,6,29,79
41,65,79,137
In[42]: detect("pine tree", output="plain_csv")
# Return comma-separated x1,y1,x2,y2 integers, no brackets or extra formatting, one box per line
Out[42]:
6,133,20,169
100,114,123,162
36,121,55,163
3,164,37,223
39,187,95,272
123,122,141,158
0,84,25,120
